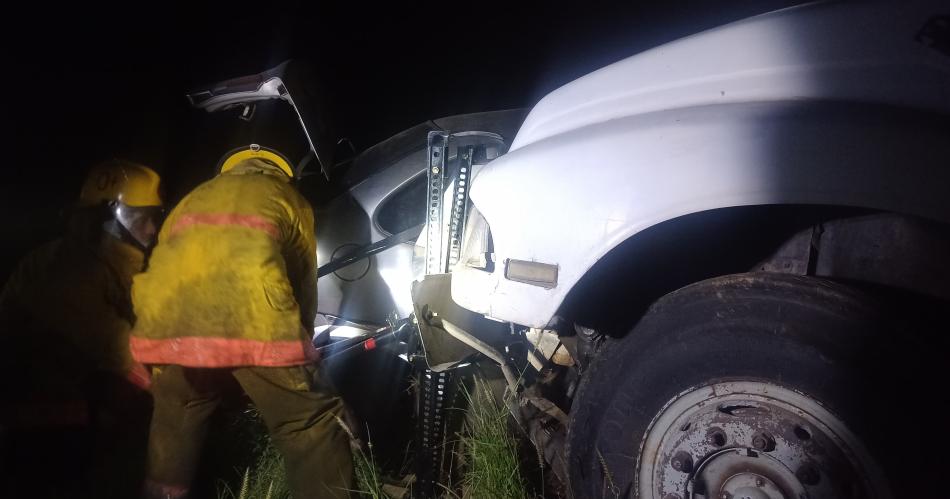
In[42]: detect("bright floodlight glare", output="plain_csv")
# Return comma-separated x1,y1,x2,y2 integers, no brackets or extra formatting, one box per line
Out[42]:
327,325,368,340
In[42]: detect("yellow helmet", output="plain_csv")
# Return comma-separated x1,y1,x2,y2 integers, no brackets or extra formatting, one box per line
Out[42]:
78,160,163,208
218,144,295,178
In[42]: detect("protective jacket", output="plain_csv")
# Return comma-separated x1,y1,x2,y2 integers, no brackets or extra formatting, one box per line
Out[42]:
130,158,318,367
0,232,147,399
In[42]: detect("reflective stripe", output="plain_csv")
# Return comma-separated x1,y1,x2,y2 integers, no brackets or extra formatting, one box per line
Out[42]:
169,213,279,239
130,336,319,367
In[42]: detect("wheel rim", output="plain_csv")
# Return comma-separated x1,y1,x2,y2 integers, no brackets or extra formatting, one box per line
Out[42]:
636,380,890,499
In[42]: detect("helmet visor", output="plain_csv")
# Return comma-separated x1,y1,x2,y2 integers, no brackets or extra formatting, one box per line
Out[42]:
115,203,165,249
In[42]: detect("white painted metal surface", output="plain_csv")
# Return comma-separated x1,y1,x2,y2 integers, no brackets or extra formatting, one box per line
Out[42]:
512,1,950,151
452,0,950,327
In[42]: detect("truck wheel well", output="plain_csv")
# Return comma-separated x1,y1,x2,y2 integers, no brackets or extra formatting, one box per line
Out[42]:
557,204,950,335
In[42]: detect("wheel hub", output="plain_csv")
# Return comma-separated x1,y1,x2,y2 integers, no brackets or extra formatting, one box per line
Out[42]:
698,449,798,499
636,381,889,499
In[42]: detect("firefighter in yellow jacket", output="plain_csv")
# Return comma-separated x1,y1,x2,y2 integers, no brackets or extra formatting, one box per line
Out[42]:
0,159,163,497
131,145,352,499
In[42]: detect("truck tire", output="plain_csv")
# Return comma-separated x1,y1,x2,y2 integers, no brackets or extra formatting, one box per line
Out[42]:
566,272,940,498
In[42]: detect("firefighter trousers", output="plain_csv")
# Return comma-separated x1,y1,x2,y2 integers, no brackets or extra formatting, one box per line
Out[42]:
144,364,353,499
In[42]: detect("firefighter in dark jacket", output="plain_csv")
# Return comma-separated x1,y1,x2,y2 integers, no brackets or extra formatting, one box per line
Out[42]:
0,159,164,498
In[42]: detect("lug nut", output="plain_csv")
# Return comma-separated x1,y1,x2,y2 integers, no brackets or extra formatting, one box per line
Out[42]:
707,428,727,447
670,451,694,473
751,432,776,452
755,478,765,487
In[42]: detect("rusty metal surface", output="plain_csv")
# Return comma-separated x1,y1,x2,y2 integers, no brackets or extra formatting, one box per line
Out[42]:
812,213,950,302
637,381,890,499
755,213,950,302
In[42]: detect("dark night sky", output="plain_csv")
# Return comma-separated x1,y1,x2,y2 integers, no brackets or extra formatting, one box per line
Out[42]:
3,0,802,277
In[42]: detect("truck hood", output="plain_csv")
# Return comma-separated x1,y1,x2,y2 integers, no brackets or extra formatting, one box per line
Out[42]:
510,0,950,152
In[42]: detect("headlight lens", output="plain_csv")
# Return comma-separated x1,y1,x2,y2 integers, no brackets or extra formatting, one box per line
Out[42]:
455,205,494,272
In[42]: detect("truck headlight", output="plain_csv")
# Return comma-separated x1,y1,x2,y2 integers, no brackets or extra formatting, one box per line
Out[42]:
456,206,494,272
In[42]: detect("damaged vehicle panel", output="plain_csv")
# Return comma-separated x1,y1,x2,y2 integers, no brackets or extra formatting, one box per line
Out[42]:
187,61,527,329
315,110,525,326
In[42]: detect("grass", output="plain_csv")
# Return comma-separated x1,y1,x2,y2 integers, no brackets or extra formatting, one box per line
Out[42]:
214,408,290,499
215,443,290,499
214,438,290,499
213,408,397,499
335,415,391,499
344,374,538,499
214,375,541,499
458,377,533,499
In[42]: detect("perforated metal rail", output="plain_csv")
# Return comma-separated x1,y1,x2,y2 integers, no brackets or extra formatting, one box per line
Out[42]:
414,366,469,497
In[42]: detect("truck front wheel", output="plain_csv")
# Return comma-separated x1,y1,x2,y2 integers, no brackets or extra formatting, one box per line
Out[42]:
566,273,936,498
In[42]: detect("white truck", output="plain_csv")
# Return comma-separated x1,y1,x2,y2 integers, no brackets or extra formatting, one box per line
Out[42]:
414,1,950,498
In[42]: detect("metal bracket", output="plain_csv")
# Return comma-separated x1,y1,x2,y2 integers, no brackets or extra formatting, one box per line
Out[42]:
414,363,471,498
426,132,448,275
424,131,506,275
447,146,474,268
